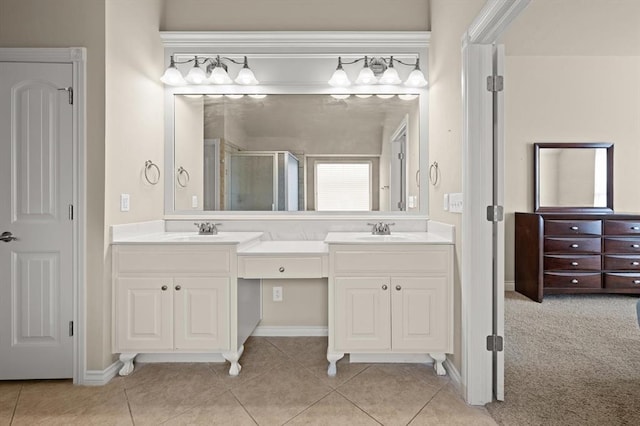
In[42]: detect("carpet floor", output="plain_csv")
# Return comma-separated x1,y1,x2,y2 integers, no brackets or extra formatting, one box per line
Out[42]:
486,292,640,426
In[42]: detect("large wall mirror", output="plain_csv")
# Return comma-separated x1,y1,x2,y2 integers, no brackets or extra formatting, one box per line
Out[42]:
534,142,614,212
172,93,422,214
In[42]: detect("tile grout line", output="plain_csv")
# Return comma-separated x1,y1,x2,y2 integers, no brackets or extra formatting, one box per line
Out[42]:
281,389,337,425
122,387,136,426
333,366,386,426
229,388,260,425
404,384,445,426
9,383,23,425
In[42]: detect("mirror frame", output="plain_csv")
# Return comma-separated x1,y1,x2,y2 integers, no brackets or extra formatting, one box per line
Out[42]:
534,142,614,213
161,31,430,218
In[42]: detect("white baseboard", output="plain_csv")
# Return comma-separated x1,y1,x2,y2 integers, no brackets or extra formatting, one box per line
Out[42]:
136,353,225,363
251,325,328,337
505,280,515,291
444,357,463,394
82,360,122,386
350,353,433,363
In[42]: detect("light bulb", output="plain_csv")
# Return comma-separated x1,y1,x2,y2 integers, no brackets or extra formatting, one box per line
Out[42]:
328,57,351,87
160,56,186,86
185,58,207,84
209,66,233,84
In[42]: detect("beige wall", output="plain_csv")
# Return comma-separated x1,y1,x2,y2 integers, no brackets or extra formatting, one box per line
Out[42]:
161,0,430,31
428,0,485,373
0,0,109,370
504,55,640,283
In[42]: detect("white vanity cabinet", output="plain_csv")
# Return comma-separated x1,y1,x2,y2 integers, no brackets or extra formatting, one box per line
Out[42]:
327,243,453,376
112,244,241,376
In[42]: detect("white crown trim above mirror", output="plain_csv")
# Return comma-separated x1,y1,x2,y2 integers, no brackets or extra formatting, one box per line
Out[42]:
162,31,430,219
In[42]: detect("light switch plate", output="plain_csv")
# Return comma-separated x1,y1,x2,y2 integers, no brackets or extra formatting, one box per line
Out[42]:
120,194,130,212
449,192,463,213
192,195,198,208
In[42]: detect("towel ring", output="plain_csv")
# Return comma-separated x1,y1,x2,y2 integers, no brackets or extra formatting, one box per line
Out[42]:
177,166,190,188
429,161,439,186
144,160,160,185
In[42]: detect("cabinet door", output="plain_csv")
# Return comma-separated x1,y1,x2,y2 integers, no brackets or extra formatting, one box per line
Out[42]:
335,277,391,351
174,277,229,351
116,277,173,351
391,276,450,352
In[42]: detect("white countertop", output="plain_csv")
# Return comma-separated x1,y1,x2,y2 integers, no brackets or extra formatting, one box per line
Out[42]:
111,231,264,245
238,240,328,255
324,232,454,245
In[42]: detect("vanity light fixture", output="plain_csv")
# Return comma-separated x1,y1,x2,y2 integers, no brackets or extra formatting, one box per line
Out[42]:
160,55,259,86
328,55,428,88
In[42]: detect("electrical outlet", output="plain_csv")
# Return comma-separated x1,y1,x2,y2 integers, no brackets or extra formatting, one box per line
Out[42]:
449,192,463,213
272,286,283,302
192,195,198,208
120,194,130,212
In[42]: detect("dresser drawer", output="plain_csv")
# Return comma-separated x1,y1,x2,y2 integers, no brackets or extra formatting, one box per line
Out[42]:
603,255,640,270
543,272,602,289
543,237,601,254
604,220,640,235
544,255,600,271
604,237,640,253
603,272,640,289
238,256,325,278
544,220,601,236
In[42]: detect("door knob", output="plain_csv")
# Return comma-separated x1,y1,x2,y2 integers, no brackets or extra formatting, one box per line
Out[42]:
0,231,17,243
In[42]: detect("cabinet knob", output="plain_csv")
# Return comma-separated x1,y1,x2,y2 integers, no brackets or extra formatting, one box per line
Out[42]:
161,285,168,291
570,279,579,284
571,262,579,266
175,285,182,291
633,262,640,266
381,284,388,290
279,267,285,273
395,285,402,291
570,244,579,248
570,226,579,231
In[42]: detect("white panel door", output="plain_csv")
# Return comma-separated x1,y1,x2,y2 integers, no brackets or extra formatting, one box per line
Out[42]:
391,276,449,352
116,277,173,352
174,277,229,351
335,277,390,351
0,62,74,379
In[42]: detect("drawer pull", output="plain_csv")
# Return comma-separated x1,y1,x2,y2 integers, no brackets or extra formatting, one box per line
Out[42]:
634,280,640,285
571,279,579,284
570,226,579,231
570,244,579,248
633,244,640,248
633,262,640,266
632,226,640,231
161,285,168,291
279,267,285,273
571,261,579,266
382,284,388,290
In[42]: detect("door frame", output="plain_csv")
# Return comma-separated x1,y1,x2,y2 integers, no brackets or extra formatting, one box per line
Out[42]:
461,0,530,404
0,48,87,384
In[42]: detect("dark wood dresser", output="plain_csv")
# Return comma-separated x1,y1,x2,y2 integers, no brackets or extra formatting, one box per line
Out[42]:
515,212,640,302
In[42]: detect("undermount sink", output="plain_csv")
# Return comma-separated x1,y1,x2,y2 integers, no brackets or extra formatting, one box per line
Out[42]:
356,234,417,242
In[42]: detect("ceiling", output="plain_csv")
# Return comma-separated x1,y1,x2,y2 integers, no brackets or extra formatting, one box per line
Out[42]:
502,0,640,56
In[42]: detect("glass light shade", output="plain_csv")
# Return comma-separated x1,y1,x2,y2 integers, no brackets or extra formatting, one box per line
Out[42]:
355,67,377,85
376,94,395,99
330,94,351,100
405,69,428,87
224,94,244,99
355,94,373,98
235,67,259,85
185,65,207,84
248,94,267,99
328,69,351,87
160,66,186,86
379,67,402,85
209,66,233,84
398,94,419,101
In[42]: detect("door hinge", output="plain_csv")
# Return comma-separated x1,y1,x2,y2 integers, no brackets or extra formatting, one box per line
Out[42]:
398,201,406,210
58,87,73,104
486,205,504,222
68,204,74,220
398,152,405,160
69,321,74,337
486,75,504,92
486,335,503,352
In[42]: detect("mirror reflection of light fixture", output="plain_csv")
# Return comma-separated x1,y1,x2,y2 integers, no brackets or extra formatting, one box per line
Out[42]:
160,55,259,86
328,55,428,87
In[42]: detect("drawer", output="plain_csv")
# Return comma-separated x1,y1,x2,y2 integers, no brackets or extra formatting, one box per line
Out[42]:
544,220,601,236
544,255,600,271
604,237,640,253
238,256,325,278
332,247,451,275
604,220,640,235
543,272,602,289
603,273,640,289
115,246,231,274
543,237,601,254
603,255,640,271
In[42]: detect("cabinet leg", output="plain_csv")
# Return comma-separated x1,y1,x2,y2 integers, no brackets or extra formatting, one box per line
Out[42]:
118,353,137,376
222,345,244,376
429,353,447,376
326,351,345,376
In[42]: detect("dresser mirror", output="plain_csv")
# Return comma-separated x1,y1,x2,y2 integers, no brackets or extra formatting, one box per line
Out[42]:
172,94,421,213
534,142,614,213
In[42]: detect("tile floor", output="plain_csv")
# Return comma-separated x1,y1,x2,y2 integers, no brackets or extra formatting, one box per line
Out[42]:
0,337,496,425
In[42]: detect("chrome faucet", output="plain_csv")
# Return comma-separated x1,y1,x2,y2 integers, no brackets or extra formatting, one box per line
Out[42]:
194,222,221,235
368,222,394,235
